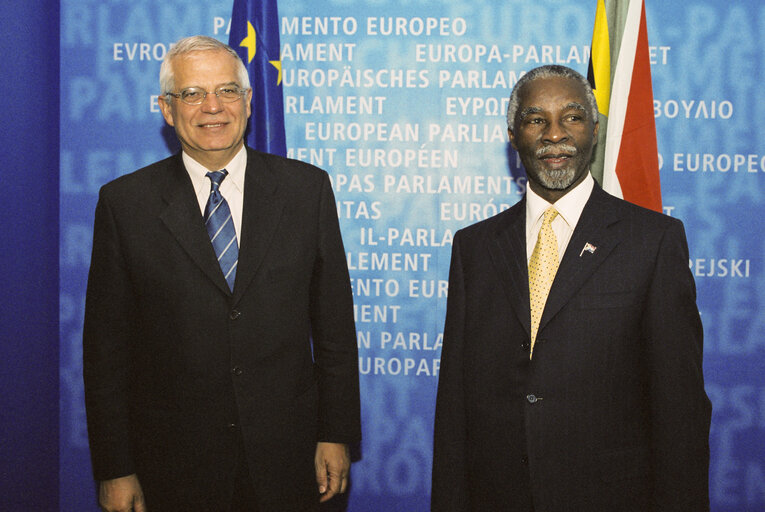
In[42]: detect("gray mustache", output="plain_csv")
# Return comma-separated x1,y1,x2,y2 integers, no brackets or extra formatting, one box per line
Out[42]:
536,144,577,157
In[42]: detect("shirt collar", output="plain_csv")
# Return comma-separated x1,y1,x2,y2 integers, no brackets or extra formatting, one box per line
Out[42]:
182,145,247,195
526,172,594,230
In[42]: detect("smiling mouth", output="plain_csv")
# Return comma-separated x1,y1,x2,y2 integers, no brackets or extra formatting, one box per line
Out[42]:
540,154,573,168
536,144,577,165
199,122,226,128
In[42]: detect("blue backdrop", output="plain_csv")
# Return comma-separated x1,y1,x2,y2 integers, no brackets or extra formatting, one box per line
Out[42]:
1,0,758,510
0,0,59,510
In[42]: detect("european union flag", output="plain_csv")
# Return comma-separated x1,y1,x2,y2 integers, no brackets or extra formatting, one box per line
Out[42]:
229,0,286,156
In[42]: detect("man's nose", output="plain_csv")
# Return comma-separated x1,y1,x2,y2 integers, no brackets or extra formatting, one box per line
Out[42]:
200,91,223,113
543,119,567,143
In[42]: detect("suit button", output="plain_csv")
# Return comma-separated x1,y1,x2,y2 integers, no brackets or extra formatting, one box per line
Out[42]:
521,340,530,351
229,309,241,320
228,423,238,430
526,394,538,403
231,366,243,376
521,456,528,465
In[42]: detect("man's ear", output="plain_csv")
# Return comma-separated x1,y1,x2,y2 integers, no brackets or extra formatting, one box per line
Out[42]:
508,128,518,150
158,95,175,127
245,88,253,119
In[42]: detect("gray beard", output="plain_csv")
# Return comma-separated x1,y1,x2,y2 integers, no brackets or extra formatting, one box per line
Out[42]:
532,143,579,190
535,167,578,190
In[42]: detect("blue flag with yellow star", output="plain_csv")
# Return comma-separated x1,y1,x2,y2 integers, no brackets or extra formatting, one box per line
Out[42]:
229,0,286,156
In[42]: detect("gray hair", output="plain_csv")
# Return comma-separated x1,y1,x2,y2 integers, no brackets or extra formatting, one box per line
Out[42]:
159,35,250,95
506,65,598,130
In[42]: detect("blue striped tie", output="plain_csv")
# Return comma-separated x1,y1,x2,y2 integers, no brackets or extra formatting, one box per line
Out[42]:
204,170,238,291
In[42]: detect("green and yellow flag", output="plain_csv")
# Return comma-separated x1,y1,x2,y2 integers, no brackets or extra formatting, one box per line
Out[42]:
588,0,662,212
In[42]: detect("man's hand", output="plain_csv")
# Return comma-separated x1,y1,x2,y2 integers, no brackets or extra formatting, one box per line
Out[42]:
98,474,146,512
315,442,350,503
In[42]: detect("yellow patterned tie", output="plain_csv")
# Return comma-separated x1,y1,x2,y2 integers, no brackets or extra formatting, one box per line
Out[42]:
528,207,559,359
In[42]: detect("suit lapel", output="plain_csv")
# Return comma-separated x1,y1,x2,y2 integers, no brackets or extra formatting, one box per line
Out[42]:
158,154,232,295
231,148,286,305
538,185,622,332
487,199,532,337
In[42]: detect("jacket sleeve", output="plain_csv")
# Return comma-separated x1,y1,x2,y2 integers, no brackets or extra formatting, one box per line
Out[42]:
82,188,137,481
309,172,361,444
431,230,469,511
643,219,711,511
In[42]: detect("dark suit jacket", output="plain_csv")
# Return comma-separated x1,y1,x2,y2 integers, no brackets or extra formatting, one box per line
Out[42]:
432,184,711,512
83,147,361,511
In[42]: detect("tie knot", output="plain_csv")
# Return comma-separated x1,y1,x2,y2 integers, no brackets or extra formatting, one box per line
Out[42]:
206,169,228,189
542,207,558,225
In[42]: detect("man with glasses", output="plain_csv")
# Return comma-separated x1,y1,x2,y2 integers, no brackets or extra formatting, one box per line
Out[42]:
83,36,360,512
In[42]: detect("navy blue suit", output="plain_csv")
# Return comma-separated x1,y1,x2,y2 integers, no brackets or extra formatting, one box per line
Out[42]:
432,184,710,511
84,148,360,511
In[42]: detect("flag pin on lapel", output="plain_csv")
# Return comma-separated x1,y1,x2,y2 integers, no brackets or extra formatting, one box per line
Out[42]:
579,242,597,257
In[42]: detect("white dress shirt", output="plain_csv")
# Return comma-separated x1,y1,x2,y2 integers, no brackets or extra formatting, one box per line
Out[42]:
183,146,246,242
525,172,594,262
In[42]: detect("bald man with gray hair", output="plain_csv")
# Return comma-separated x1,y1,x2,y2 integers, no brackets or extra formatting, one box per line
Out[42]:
84,35,361,512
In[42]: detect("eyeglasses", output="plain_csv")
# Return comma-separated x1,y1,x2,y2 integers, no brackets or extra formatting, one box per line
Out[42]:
165,86,247,105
